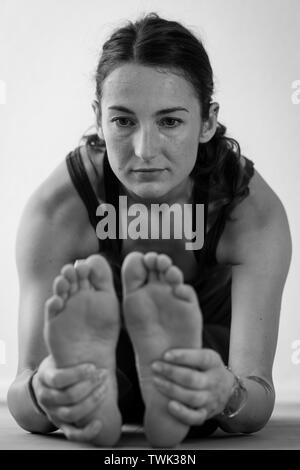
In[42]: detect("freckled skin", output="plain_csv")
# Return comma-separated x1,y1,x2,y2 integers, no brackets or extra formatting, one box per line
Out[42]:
42,65,218,447
122,251,202,448
98,63,213,203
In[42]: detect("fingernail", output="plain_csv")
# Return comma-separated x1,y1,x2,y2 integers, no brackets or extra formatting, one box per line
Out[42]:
91,420,102,432
96,386,105,398
164,351,174,360
97,388,104,403
95,371,107,382
170,401,181,411
86,365,96,374
152,362,162,372
153,376,166,387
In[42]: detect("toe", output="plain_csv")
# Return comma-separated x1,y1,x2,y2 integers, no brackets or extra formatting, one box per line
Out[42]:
121,251,147,295
143,252,158,270
156,254,172,272
173,283,198,303
53,275,70,300
85,254,114,291
45,295,64,321
156,254,172,281
61,264,78,294
143,252,159,282
75,262,91,290
164,265,184,285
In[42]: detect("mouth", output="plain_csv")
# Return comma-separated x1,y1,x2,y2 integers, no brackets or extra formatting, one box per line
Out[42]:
132,168,165,172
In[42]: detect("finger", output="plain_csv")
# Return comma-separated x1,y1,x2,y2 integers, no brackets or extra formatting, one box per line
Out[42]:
167,400,208,426
152,362,208,390
53,382,107,423
60,419,102,443
41,363,99,389
153,376,209,408
39,370,107,407
163,348,221,370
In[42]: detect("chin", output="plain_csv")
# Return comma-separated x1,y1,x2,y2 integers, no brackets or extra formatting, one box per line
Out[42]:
132,183,169,201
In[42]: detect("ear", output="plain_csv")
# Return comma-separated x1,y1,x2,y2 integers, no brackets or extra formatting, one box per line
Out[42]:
199,102,219,143
92,99,104,139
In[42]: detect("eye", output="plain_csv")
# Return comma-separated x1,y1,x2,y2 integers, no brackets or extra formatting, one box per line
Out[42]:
159,118,183,128
111,117,135,128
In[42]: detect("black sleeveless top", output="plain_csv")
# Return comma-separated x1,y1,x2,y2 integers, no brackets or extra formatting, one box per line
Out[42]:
66,144,255,329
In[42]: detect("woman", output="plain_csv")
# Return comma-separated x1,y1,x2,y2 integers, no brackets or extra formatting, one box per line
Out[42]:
7,13,292,448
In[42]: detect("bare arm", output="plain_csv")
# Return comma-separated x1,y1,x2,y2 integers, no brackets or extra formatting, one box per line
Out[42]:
7,162,98,433
216,197,292,433
147,170,292,432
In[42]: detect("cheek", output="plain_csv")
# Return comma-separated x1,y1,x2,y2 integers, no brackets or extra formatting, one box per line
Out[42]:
105,141,127,170
172,147,198,175
109,158,125,176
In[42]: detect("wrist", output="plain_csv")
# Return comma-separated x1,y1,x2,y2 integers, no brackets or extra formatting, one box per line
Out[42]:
219,367,248,419
216,372,275,434
28,370,47,416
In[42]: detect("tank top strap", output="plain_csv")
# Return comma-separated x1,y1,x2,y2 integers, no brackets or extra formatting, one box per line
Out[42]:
66,147,99,229
102,150,123,257
204,206,228,266
205,155,255,266
192,174,210,265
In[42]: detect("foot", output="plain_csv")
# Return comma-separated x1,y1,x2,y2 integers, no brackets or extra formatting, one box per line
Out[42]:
44,254,122,446
122,251,202,448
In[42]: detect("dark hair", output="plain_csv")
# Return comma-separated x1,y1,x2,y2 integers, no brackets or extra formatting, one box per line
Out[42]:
81,13,253,220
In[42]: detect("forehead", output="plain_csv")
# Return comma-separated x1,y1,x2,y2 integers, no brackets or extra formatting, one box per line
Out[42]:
101,63,199,110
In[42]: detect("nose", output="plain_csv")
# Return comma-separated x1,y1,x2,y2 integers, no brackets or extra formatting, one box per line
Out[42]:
133,125,159,162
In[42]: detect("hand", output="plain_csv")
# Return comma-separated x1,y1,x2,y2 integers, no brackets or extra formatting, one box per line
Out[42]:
151,348,234,426
32,355,108,442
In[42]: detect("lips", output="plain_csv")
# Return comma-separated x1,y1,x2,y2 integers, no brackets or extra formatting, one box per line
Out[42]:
132,168,164,172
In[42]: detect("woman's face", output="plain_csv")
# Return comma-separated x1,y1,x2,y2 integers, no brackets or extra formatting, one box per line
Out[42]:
98,63,207,202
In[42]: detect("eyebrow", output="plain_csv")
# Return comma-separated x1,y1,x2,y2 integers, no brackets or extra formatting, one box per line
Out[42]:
108,105,189,116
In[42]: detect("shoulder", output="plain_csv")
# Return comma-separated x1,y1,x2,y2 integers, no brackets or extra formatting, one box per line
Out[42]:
24,150,87,232
16,146,101,269
217,159,292,266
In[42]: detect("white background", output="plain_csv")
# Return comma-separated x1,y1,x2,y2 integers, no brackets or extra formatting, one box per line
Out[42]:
0,0,299,403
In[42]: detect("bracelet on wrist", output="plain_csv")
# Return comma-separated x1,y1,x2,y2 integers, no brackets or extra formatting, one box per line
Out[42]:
220,366,248,419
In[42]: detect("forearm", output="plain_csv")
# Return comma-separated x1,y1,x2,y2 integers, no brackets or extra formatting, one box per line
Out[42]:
7,369,58,434
216,375,275,434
